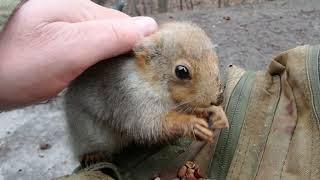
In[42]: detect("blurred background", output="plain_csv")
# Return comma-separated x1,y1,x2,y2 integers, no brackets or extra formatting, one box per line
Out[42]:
0,0,320,179
93,0,318,15
94,0,267,15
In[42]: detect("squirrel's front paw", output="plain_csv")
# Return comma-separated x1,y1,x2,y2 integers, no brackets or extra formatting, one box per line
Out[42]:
208,106,229,130
195,106,229,130
188,116,214,142
164,111,218,142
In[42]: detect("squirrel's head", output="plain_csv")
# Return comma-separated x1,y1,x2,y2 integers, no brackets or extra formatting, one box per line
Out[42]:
133,22,223,109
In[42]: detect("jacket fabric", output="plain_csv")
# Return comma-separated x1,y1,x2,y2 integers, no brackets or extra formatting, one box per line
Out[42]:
57,45,320,180
0,0,21,31
210,44,320,180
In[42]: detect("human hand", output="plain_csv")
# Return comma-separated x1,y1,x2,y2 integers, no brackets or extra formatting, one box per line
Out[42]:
0,0,157,109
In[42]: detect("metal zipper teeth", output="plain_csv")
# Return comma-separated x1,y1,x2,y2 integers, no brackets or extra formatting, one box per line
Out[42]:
209,71,255,180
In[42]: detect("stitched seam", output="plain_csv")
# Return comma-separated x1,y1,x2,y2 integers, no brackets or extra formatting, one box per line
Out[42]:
307,46,320,128
254,75,282,179
239,138,251,176
279,121,297,180
313,47,320,125
316,48,320,126
310,113,314,180
229,73,257,178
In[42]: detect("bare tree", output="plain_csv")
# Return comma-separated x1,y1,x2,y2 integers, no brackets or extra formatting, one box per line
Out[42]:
218,0,222,7
127,0,139,16
186,0,194,9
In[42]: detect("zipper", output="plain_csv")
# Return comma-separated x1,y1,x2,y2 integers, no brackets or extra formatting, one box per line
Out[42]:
306,45,320,127
208,71,256,180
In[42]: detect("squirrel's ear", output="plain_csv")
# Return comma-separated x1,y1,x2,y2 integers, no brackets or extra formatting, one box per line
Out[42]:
133,38,160,67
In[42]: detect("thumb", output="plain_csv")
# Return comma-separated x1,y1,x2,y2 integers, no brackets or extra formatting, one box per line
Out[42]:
66,16,158,68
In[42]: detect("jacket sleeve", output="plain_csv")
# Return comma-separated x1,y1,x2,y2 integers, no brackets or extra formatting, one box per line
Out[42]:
0,0,23,32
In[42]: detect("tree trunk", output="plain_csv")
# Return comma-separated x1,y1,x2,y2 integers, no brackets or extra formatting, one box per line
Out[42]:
158,0,168,13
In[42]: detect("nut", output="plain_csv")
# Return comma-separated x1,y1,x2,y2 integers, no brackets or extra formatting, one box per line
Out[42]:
177,165,187,177
185,161,196,169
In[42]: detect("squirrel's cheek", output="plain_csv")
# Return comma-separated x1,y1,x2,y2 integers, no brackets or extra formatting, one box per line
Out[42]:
168,85,195,104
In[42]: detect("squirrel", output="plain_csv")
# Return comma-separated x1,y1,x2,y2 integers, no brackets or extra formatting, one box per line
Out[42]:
64,22,229,167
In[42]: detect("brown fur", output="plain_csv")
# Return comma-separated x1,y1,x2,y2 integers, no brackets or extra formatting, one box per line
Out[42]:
64,22,229,167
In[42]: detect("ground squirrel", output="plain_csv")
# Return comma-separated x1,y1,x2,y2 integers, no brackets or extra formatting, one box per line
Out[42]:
64,22,229,166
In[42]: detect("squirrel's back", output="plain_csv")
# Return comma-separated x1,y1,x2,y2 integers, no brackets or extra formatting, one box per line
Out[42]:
65,54,173,148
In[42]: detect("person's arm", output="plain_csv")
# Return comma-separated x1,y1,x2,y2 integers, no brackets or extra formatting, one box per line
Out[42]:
0,0,157,110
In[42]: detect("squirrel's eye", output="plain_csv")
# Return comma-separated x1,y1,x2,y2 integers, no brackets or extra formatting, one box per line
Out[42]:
175,65,191,80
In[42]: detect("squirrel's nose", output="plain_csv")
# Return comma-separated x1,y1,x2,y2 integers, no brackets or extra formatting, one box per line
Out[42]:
210,93,224,106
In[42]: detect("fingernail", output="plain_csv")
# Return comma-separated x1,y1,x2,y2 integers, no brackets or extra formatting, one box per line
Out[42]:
132,16,158,36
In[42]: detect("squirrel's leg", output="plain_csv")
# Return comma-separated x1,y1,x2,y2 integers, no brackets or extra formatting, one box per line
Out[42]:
162,111,215,142
80,151,109,168
66,110,121,167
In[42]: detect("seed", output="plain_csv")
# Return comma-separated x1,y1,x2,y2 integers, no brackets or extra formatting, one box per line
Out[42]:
177,165,187,177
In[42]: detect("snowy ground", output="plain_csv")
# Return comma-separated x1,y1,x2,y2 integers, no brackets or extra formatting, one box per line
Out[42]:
1,0,320,179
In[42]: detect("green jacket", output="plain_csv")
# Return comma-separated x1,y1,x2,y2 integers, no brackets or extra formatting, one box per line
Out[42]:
0,0,21,31
57,45,320,180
